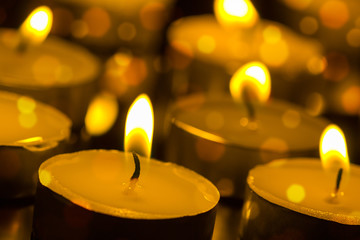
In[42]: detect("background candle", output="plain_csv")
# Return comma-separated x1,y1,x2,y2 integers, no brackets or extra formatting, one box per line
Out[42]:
166,10,323,101
46,0,175,54
164,93,328,199
0,90,71,200
0,27,101,129
32,150,220,240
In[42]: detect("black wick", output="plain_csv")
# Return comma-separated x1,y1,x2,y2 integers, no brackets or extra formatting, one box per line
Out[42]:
131,152,140,180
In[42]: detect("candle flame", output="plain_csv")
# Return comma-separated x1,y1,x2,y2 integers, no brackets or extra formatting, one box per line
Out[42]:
320,124,350,173
85,92,119,136
214,0,259,28
229,61,271,103
124,94,154,158
19,6,53,46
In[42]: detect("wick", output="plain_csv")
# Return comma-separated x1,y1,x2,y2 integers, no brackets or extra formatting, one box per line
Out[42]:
131,152,140,180
125,152,141,193
242,86,255,122
326,168,343,204
16,40,27,53
333,168,343,196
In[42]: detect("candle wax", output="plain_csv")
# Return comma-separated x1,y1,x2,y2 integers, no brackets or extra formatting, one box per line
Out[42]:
249,159,360,225
171,95,327,152
0,29,99,88
39,150,220,219
0,91,71,147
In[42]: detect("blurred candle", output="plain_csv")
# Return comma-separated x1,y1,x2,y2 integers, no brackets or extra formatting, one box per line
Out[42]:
165,62,329,199
240,124,360,239
0,90,71,200
0,6,101,129
32,94,219,240
49,0,175,53
166,0,323,99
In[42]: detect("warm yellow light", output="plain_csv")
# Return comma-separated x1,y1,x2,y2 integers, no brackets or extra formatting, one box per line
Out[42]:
229,61,271,103
124,94,154,158
320,124,349,173
286,184,306,203
214,0,259,28
19,6,53,45
85,92,119,136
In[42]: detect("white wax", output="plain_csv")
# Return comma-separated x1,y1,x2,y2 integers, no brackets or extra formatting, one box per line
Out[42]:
0,91,71,147
249,159,360,225
0,29,100,88
39,150,220,219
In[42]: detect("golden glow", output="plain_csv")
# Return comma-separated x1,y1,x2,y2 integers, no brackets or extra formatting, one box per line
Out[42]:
230,61,271,103
286,184,306,203
259,39,289,67
197,35,216,54
140,2,167,31
18,112,37,129
320,124,350,173
299,16,319,35
118,22,137,41
32,55,60,85
214,0,258,28
319,0,349,29
124,94,154,158
39,170,52,187
307,56,326,75
17,96,36,114
281,109,301,129
263,25,282,44
19,6,53,45
347,29,360,47
341,86,360,115
85,92,119,136
16,136,43,144
82,7,111,37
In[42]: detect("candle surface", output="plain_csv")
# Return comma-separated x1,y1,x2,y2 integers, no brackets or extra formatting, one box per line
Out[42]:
171,95,327,152
0,91,71,146
168,15,321,74
39,150,220,219
249,159,360,225
0,29,99,88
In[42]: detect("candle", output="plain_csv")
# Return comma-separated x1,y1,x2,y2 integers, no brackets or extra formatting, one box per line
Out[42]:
0,90,71,200
165,62,329,199
49,0,175,53
166,0,323,99
0,6,101,129
240,124,360,239
32,94,219,239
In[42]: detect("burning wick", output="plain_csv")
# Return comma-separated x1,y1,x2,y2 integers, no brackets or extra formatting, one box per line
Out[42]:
332,168,343,198
126,152,141,193
242,86,255,121
327,168,343,204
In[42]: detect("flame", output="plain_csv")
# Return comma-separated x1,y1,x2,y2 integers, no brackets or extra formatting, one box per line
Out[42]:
320,124,350,173
124,94,154,158
19,6,53,45
229,61,271,103
214,0,259,28
85,92,119,136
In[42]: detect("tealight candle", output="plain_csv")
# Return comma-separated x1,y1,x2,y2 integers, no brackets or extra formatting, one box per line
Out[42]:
166,0,323,99
50,0,175,53
32,94,219,239
0,6,101,128
165,62,328,199
240,124,360,239
0,90,71,199
32,150,219,240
